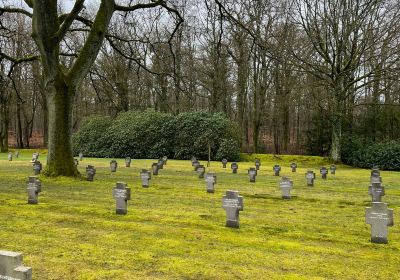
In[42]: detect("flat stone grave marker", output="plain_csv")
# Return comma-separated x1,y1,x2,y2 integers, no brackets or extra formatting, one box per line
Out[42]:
248,168,257,183
273,165,281,176
15,151,19,158
78,153,83,161
125,157,131,167
280,177,293,199
255,159,261,170
205,173,216,193
32,161,42,175
157,159,164,169
365,202,393,244
197,165,206,178
231,162,238,174
369,182,385,202
330,164,336,175
193,160,200,171
27,176,41,205
290,162,297,172
8,152,12,161
221,158,228,168
305,170,316,186
152,163,159,175
74,159,79,167
86,165,96,181
140,169,151,188
113,182,131,215
222,190,243,228
320,167,328,179
31,153,39,162
0,250,32,280
110,160,118,172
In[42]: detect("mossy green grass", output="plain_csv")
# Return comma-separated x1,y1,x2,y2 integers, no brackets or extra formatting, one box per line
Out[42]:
0,150,399,279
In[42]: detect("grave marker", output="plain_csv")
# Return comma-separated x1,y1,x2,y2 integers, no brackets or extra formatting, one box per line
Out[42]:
231,162,238,174
365,202,393,244
305,170,316,186
86,165,96,181
162,156,168,165
320,167,328,179
140,169,151,188
255,159,261,170
7,152,12,161
205,173,216,193
31,153,39,162
197,165,206,178
193,160,200,171
290,162,297,172
369,182,385,202
330,164,336,175
222,190,243,228
110,160,118,172
27,176,41,204
32,161,42,175
74,159,79,167
371,168,380,177
125,157,131,167
279,177,293,199
221,159,228,168
113,182,131,215
0,250,32,280
248,168,257,183
273,165,281,176
15,151,19,158
78,153,83,161
152,163,159,175
370,175,382,185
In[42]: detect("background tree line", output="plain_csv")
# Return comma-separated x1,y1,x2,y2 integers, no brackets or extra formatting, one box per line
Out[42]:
1,0,400,162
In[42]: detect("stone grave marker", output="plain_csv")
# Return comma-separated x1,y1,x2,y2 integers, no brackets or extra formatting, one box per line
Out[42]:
31,153,39,162
371,168,380,177
273,165,281,176
305,170,316,186
78,153,83,161
205,173,216,193
0,250,32,280
193,160,200,171
162,156,168,165
330,164,336,175
152,163,159,175
110,160,118,172
208,172,217,184
279,177,293,199
222,190,243,228
231,162,238,174
248,168,257,183
74,159,79,167
370,175,382,185
197,165,206,178
86,165,96,181
320,167,328,179
255,159,261,170
113,182,131,215
125,157,131,167
369,182,385,202
365,202,393,244
8,152,12,161
27,176,41,204
32,161,42,175
140,169,151,188
15,151,19,158
290,162,297,172
221,158,228,168
157,159,164,170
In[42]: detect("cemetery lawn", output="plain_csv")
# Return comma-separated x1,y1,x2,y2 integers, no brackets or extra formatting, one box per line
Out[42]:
1,151,400,280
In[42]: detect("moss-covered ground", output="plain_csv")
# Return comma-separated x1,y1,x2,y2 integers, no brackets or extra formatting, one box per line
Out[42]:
0,150,399,279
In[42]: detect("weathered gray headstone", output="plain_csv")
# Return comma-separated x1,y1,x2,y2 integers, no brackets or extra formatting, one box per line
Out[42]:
7,152,12,161
113,182,131,215
31,153,39,162
305,170,316,186
78,153,83,161
279,177,293,199
221,159,228,168
32,161,42,175
27,176,41,205
197,165,206,178
330,164,336,175
205,173,216,193
365,202,393,244
86,165,96,181
157,158,164,169
222,190,243,228
193,160,200,171
162,156,168,165
371,168,380,177
369,182,385,202
152,163,159,175
125,157,131,167
208,172,217,184
231,162,238,174
370,175,382,185
290,162,297,172
255,159,261,170
140,169,151,188
14,151,19,158
248,168,257,183
273,165,281,176
110,160,118,172
0,251,32,280
320,167,328,179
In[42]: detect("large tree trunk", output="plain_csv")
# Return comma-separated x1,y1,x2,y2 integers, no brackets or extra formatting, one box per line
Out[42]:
330,98,342,162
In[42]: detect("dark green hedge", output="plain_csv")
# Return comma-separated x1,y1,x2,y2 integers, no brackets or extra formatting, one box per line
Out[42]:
72,110,240,161
341,136,400,170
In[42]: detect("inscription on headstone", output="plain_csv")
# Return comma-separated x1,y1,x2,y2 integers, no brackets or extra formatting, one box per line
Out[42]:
248,168,257,183
279,177,293,199
222,190,243,228
305,170,316,186
369,182,385,202
0,250,32,280
290,162,297,172
365,202,393,244
32,161,42,175
27,176,41,204
125,157,131,168
231,162,238,174
86,165,96,181
205,173,216,193
110,160,118,172
273,165,281,176
140,169,151,188
320,167,328,179
221,159,228,168
113,182,131,215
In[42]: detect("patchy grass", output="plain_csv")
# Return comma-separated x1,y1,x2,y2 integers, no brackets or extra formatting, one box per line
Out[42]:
0,151,399,279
